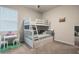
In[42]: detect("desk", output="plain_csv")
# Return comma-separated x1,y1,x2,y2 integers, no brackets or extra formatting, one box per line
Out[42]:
4,35,17,44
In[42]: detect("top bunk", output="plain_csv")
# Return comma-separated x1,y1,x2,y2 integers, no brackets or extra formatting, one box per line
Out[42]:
24,18,50,26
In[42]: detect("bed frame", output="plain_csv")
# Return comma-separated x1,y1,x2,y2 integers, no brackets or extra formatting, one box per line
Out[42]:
24,17,53,48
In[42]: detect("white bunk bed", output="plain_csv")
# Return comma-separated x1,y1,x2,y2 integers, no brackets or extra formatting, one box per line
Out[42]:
24,18,53,48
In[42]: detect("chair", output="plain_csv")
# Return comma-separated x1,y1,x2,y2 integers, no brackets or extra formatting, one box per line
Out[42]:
13,34,20,46
13,38,20,46
0,35,8,49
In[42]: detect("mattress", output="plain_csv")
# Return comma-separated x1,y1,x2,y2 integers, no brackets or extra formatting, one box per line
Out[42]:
34,34,51,39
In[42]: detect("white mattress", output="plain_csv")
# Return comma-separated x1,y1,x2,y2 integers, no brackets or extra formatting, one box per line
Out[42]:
34,34,51,39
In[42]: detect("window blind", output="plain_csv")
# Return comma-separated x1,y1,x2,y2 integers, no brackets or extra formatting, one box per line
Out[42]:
0,7,18,32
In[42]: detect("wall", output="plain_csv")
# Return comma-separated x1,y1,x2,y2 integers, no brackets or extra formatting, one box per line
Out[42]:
43,6,79,45
1,5,41,42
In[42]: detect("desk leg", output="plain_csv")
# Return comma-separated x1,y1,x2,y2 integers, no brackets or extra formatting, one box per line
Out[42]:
0,44,1,48
4,43,5,49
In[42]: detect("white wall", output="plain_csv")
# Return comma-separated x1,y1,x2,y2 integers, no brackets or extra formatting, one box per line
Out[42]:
43,6,79,45
1,5,41,42
1,5,79,45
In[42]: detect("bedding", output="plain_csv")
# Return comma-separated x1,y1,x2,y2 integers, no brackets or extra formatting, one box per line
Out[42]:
34,34,51,40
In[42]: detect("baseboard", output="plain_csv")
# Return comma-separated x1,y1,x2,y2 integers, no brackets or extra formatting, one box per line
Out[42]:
53,40,74,47
54,40,79,49
74,45,79,48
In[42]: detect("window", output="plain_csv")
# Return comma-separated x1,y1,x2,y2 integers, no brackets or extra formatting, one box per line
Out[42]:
0,7,18,32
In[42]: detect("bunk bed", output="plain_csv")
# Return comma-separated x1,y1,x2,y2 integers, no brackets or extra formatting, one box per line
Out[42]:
24,18,53,48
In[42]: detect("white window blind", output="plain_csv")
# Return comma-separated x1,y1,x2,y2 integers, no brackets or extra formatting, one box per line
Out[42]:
0,7,18,32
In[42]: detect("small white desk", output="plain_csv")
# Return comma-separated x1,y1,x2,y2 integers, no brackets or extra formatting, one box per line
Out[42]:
4,35,17,44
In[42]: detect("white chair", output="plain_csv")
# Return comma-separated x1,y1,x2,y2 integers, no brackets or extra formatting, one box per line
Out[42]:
13,38,20,46
13,34,20,46
0,35,8,49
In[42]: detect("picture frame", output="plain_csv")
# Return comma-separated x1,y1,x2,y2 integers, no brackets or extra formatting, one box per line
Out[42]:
59,17,65,22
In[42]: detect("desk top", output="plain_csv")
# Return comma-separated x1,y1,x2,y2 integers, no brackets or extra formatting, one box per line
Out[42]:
4,35,17,38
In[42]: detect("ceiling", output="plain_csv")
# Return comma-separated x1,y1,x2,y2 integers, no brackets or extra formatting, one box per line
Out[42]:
24,5,59,13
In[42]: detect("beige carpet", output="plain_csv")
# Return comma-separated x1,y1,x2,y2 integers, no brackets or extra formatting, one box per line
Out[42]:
1,41,79,54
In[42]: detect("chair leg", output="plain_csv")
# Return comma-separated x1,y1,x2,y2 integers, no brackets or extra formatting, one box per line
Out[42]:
4,43,5,49
16,41,18,45
13,41,14,46
13,40,20,46
0,44,1,49
13,41,16,46
17,40,20,45
7,42,8,48
17,41,20,46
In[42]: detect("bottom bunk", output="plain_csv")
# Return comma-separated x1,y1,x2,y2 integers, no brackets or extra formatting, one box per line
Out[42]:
24,30,53,48
34,35,53,48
